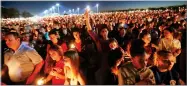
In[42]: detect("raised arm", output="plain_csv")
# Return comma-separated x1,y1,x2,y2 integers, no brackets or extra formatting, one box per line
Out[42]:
84,10,102,52
85,10,97,41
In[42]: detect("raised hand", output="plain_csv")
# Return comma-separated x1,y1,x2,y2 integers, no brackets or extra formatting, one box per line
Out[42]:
84,9,90,19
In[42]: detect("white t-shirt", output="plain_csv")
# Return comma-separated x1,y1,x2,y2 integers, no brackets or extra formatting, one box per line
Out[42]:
4,43,43,82
158,38,181,52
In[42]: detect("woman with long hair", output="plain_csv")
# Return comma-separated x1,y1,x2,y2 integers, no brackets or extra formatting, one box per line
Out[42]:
44,29,68,74
63,50,86,85
43,45,65,85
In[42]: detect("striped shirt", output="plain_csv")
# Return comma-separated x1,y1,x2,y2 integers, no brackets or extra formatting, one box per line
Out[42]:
118,62,156,85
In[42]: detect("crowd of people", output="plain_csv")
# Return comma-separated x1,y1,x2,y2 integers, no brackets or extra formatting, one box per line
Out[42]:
1,7,186,85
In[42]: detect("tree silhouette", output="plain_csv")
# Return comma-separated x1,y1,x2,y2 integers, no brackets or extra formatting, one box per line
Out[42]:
2,7,33,18
2,7,20,18
21,11,33,18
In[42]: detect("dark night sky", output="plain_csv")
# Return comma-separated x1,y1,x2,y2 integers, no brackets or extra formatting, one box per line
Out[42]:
2,1,186,16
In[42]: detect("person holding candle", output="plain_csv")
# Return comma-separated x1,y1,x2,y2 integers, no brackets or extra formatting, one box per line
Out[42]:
42,45,65,85
63,50,86,85
44,29,68,74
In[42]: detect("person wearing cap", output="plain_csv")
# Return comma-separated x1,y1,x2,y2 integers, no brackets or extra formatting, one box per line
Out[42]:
1,30,44,85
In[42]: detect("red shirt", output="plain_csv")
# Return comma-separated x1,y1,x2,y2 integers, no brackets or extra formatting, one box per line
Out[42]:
61,42,68,53
75,41,82,52
45,43,67,74
52,60,65,85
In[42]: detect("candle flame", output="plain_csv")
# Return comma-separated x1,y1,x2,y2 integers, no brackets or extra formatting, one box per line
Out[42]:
70,43,76,49
37,78,44,85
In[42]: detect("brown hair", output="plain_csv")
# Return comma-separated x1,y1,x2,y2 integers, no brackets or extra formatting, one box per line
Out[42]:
49,44,64,57
64,50,80,68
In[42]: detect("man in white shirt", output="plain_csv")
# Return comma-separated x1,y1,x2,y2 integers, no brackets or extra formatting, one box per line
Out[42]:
1,31,44,85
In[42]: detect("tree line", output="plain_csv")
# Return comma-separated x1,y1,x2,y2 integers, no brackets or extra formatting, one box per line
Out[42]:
101,4,186,13
2,7,33,18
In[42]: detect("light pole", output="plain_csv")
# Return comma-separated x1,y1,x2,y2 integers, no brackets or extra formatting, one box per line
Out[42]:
44,10,48,16
96,4,99,13
77,7,80,14
56,3,60,14
52,6,55,14
69,9,71,14
49,8,52,15
72,9,74,14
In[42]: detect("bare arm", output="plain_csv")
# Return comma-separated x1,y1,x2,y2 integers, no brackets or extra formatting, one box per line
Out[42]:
85,10,102,52
178,79,185,85
26,60,44,84
118,69,124,85
44,75,53,84
85,10,97,41
31,60,44,75
50,70,65,80
25,48,45,84
1,65,8,78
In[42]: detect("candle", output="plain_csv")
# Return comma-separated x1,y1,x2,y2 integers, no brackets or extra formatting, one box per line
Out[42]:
70,43,76,49
37,78,44,85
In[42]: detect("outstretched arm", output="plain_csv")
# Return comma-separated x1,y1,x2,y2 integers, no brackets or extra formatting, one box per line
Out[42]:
85,10,102,52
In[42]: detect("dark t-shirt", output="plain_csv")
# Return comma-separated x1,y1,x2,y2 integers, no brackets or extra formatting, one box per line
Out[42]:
115,34,129,47
150,66,180,85
103,68,118,85
99,39,110,53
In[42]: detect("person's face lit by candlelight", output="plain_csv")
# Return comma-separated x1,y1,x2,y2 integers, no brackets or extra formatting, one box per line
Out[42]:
156,51,176,71
49,34,58,44
100,28,108,40
73,32,80,40
49,49,61,61
109,41,118,50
